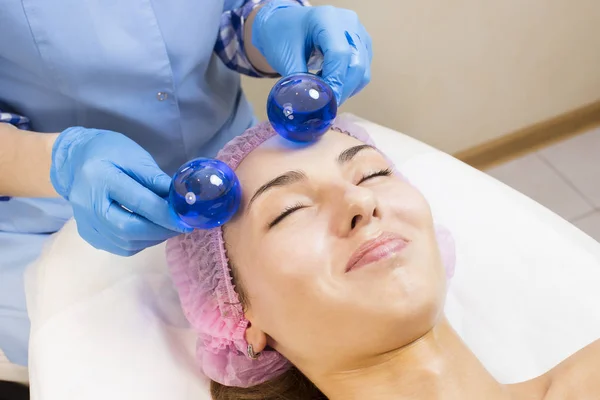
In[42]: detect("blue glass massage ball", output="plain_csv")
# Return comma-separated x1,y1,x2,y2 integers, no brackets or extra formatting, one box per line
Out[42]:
169,158,241,229
267,73,337,142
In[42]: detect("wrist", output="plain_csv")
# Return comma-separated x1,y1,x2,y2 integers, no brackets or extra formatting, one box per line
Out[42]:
50,127,99,199
42,132,60,196
44,132,59,160
0,124,61,197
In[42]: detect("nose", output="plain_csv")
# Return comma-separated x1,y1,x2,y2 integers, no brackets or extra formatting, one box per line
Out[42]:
334,185,378,236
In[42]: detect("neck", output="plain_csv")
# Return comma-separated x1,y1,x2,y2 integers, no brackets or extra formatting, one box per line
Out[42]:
313,318,514,400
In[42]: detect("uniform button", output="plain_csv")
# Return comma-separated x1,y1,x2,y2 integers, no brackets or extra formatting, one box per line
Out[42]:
157,92,168,101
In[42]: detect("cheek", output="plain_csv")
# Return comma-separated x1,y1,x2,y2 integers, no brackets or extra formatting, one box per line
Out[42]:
247,225,348,352
376,182,445,322
244,220,333,317
403,228,447,324
380,181,434,232
372,247,446,345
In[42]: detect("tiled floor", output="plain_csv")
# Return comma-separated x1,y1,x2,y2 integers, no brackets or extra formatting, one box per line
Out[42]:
485,126,600,242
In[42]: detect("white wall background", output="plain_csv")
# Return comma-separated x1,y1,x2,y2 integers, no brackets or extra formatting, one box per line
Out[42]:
241,0,600,153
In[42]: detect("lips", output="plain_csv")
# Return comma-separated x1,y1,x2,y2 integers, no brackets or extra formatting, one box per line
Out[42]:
345,232,408,273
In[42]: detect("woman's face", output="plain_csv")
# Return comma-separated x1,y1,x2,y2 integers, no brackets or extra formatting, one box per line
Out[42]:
224,130,447,374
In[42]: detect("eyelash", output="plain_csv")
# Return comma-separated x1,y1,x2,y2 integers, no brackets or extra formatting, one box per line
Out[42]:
268,201,306,228
357,167,393,184
268,168,393,228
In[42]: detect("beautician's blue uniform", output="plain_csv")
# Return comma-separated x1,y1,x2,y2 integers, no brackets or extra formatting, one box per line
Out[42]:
0,0,372,367
0,0,256,367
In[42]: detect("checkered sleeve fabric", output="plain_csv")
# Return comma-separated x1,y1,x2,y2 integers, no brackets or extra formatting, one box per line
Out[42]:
0,110,31,131
214,0,310,78
0,109,31,200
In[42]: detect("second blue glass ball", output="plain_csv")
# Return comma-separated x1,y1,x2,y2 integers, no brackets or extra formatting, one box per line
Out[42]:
169,158,241,229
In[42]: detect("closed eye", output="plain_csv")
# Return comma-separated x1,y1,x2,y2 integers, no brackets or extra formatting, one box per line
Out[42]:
268,168,392,229
357,168,393,184
268,202,307,228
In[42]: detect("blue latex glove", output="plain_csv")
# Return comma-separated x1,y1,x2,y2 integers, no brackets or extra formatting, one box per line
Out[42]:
252,1,373,105
50,127,192,256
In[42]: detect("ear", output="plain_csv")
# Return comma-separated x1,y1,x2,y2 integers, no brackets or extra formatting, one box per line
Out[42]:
245,321,269,353
434,224,456,280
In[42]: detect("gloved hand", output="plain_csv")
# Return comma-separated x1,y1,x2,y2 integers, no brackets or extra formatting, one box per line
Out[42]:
252,0,373,105
50,127,192,256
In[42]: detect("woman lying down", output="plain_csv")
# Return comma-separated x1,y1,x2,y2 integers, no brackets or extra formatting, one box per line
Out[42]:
166,117,600,400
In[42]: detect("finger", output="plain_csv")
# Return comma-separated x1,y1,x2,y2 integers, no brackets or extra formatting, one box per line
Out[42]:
339,32,366,104
108,170,191,234
104,200,183,243
93,214,167,253
74,214,138,257
360,27,374,64
279,42,310,76
122,156,173,198
349,34,371,98
145,172,172,198
358,28,374,95
350,72,370,99
313,28,352,105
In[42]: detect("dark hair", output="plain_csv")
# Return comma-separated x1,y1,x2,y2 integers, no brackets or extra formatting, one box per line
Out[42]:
210,366,326,400
0,381,29,400
210,262,327,400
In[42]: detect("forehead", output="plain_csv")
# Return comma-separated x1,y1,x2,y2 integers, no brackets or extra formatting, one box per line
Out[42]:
234,130,366,192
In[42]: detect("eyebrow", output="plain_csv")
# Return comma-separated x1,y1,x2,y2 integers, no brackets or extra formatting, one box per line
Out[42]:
247,144,377,210
337,144,376,164
248,170,307,209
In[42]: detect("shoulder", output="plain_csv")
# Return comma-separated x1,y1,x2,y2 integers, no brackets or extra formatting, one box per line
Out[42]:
543,339,600,400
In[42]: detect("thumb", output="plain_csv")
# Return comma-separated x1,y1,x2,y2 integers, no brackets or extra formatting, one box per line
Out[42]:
128,159,173,197
277,43,309,76
145,172,172,198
